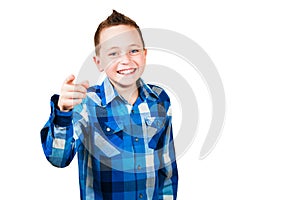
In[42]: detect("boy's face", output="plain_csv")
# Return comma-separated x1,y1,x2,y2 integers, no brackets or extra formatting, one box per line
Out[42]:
94,25,147,88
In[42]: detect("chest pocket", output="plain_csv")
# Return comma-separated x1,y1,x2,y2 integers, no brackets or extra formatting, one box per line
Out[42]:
145,116,167,150
93,121,124,158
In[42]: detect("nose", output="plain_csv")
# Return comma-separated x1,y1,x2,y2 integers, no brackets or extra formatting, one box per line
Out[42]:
119,52,131,65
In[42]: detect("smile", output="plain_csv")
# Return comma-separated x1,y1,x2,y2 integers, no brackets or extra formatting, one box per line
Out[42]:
117,68,136,75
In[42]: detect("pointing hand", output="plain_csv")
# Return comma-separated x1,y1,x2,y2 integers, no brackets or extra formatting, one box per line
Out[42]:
57,75,89,112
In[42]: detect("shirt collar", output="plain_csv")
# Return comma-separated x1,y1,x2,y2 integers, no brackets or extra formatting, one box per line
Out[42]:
137,78,159,102
97,77,159,106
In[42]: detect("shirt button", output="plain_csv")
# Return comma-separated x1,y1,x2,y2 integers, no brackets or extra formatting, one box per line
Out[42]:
139,193,143,198
106,127,111,132
137,165,141,170
135,137,139,142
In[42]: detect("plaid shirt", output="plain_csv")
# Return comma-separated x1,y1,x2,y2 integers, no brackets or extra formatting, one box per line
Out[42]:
41,77,178,200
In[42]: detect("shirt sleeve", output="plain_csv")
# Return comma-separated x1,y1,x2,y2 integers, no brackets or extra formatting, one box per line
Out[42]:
158,106,179,200
40,94,84,168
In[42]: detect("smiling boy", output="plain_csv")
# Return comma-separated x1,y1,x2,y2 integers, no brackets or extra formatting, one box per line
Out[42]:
41,10,178,200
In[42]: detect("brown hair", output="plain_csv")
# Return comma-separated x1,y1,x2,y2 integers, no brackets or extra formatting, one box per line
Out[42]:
94,10,145,55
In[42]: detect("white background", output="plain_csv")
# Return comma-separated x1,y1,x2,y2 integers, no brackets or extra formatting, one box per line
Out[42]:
1,0,300,199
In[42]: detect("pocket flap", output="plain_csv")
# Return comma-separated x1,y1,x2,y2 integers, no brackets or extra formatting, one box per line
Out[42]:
145,117,166,129
92,123,123,158
94,131,121,157
102,121,124,135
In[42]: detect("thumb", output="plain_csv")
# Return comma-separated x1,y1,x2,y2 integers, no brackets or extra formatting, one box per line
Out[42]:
64,74,76,84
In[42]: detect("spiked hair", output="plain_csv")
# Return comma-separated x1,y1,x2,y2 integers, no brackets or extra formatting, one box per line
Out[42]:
94,10,145,55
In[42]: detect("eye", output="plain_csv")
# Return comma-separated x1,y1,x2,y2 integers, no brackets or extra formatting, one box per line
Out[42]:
108,51,119,57
107,50,120,58
129,49,141,55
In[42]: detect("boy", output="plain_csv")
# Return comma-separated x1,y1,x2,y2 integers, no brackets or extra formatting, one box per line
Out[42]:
41,10,178,200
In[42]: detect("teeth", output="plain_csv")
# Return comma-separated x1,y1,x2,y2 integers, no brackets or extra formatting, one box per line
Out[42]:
118,69,135,75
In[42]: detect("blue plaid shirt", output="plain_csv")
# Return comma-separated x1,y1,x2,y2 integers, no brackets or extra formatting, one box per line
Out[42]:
41,78,178,200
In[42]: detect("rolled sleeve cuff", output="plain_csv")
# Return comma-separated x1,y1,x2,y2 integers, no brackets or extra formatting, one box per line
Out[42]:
50,94,73,127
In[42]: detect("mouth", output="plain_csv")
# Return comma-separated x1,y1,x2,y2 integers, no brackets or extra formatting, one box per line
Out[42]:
117,68,136,75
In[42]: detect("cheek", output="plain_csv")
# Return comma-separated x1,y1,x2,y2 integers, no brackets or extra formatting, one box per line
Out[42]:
101,59,117,71
136,56,147,66
105,65,117,75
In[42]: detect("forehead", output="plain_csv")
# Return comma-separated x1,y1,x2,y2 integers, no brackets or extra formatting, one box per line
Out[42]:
99,25,143,49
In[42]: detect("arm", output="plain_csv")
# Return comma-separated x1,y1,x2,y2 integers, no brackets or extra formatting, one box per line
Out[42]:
41,75,89,167
158,111,179,200
40,95,77,167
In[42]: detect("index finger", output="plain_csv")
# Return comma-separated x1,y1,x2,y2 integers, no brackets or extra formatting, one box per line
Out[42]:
64,74,76,84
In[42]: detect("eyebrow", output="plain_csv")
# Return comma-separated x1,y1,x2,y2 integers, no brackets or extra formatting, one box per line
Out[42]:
128,44,143,48
105,44,143,51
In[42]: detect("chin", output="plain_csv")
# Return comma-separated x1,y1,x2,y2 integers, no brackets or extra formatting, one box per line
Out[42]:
118,79,139,87
109,76,138,88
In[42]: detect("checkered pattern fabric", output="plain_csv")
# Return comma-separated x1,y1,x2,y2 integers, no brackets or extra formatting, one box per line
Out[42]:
41,78,178,200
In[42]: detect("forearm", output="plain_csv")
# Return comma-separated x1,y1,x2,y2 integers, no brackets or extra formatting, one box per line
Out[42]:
159,121,179,199
158,158,178,199
40,95,76,168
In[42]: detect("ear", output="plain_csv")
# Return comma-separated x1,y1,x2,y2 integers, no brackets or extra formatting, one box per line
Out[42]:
143,48,147,56
93,55,104,72
142,48,147,63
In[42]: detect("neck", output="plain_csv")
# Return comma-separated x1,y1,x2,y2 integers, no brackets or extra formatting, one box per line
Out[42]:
111,81,139,105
